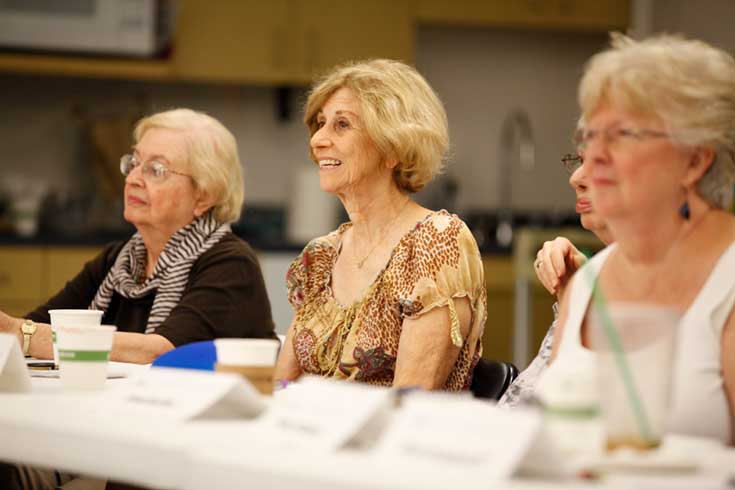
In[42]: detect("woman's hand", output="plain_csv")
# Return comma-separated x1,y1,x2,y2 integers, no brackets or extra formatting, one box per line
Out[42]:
534,237,587,302
0,310,23,343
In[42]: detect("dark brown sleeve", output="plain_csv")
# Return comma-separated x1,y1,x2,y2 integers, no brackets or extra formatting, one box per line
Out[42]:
153,235,277,347
25,241,125,324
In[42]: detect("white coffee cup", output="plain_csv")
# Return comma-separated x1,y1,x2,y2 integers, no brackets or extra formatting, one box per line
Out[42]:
57,324,116,390
49,309,104,367
214,338,280,395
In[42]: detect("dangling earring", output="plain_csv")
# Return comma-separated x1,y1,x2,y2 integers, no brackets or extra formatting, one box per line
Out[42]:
679,201,691,220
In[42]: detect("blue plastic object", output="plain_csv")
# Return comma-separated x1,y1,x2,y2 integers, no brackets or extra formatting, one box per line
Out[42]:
151,340,217,371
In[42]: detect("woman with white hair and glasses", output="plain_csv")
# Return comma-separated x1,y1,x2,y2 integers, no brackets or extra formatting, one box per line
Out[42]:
500,128,614,407
549,34,735,443
0,108,276,371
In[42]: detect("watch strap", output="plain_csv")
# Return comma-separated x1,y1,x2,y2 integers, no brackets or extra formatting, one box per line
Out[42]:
21,319,35,357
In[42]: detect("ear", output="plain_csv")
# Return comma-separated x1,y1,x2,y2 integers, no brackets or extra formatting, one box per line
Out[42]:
682,147,715,188
383,152,400,171
192,188,215,218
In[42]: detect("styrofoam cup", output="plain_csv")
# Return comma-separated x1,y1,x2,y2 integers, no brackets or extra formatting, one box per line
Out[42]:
57,324,116,390
49,309,103,367
214,338,280,394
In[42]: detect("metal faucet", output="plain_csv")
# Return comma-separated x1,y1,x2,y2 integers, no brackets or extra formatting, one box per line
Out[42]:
496,109,535,247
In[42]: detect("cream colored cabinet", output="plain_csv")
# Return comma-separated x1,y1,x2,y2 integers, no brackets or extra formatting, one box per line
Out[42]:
0,247,43,317
417,0,629,31
43,247,101,299
173,0,298,84
0,246,101,317
0,0,626,83
175,0,414,84
481,256,555,365
294,0,414,82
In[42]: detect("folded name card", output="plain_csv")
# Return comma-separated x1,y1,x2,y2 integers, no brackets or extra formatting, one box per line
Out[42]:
253,376,395,451
375,392,541,481
108,367,267,421
0,332,32,392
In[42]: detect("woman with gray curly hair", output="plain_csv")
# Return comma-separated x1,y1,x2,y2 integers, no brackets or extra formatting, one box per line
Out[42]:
275,59,486,390
550,33,735,444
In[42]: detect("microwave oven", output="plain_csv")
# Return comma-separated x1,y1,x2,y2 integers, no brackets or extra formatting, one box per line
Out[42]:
0,0,173,57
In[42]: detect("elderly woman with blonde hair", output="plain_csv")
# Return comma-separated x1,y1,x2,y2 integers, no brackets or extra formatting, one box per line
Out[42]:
275,59,486,390
0,108,276,369
549,34,735,443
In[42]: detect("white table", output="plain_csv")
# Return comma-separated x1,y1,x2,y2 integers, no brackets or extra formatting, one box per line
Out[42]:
1,368,733,490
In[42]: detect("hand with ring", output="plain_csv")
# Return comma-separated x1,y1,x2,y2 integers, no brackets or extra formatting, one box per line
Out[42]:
534,237,588,301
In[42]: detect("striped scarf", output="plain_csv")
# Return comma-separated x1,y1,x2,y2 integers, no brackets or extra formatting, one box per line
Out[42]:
90,212,230,333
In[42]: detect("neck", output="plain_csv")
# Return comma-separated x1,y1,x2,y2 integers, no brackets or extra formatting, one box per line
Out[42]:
607,197,711,267
340,183,409,237
137,225,173,277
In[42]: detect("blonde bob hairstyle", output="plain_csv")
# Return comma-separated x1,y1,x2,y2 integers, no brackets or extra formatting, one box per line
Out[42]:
304,59,449,193
579,33,735,209
134,108,244,223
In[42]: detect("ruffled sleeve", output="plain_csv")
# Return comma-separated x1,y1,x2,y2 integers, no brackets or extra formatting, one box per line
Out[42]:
286,247,309,312
401,212,485,347
286,235,339,313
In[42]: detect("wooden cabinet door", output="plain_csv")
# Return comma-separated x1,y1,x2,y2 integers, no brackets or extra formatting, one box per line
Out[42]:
0,246,43,316
43,247,101,301
417,0,629,31
294,0,414,82
174,0,298,84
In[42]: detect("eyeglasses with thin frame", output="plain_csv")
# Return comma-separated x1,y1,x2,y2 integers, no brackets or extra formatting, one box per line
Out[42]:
561,153,583,174
120,154,192,183
578,125,670,152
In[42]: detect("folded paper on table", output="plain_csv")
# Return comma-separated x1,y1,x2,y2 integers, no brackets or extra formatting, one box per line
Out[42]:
376,392,541,481
253,376,395,451
0,333,32,392
106,367,267,421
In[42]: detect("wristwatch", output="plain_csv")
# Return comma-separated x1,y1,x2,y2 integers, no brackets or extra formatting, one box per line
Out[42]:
20,319,37,357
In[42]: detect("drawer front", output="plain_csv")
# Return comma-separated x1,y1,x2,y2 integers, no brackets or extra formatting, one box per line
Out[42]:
0,247,43,301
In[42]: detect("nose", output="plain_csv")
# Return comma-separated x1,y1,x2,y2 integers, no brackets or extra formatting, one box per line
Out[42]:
569,163,587,190
125,162,145,186
310,125,331,151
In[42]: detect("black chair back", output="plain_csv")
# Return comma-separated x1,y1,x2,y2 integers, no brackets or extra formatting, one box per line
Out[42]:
469,358,519,400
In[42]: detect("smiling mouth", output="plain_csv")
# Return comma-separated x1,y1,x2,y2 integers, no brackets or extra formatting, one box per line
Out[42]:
319,159,342,168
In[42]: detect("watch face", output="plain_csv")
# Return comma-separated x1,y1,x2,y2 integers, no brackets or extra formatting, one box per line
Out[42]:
22,321,37,334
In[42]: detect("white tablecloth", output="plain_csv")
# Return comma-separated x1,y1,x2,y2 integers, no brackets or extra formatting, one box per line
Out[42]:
1,366,733,490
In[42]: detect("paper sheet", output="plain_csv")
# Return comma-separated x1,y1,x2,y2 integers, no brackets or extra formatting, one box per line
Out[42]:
0,332,32,392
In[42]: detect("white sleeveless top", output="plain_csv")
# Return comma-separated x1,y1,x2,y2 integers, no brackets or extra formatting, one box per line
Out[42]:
556,242,735,444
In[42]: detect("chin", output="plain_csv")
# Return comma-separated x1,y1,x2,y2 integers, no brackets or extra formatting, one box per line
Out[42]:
580,214,604,233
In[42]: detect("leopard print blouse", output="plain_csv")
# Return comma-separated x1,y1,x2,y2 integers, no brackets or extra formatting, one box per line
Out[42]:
286,210,486,390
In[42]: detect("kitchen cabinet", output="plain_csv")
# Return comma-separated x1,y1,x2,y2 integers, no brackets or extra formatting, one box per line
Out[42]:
417,0,629,31
0,247,43,318
0,245,101,317
173,0,297,84
44,247,101,299
0,0,625,84
481,256,556,367
0,0,414,85
293,0,414,82
174,0,414,84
